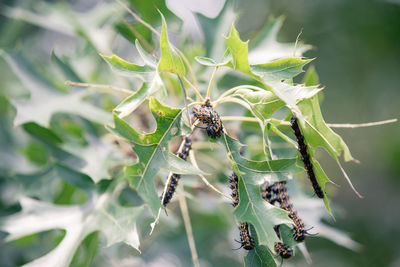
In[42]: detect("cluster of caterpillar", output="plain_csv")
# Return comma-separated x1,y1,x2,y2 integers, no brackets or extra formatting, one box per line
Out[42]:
290,115,324,198
160,136,192,206
229,172,255,250
192,101,223,139
262,181,313,242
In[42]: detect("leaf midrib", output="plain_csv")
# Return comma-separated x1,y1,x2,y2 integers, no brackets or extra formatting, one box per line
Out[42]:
136,109,183,188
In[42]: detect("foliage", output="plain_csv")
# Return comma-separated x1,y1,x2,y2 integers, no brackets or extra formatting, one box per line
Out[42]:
1,1,392,266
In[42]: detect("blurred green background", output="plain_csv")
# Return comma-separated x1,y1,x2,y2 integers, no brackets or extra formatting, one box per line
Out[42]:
0,0,399,266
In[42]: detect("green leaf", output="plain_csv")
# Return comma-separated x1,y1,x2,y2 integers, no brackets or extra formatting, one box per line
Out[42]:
312,160,333,214
0,194,144,267
303,65,319,86
157,12,186,76
235,89,285,121
224,23,259,80
101,54,154,78
61,135,127,183
222,24,321,114
264,80,322,114
114,76,163,118
135,39,157,68
194,55,230,67
3,53,112,126
107,97,204,216
285,181,360,251
51,51,82,82
244,245,277,267
251,57,312,80
101,40,165,118
221,134,298,251
298,95,354,162
0,2,124,53
244,224,277,267
249,16,312,64
15,164,95,202
300,66,354,161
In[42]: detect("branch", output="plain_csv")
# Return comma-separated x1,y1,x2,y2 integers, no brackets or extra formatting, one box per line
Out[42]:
178,189,200,267
326,119,397,128
65,81,132,95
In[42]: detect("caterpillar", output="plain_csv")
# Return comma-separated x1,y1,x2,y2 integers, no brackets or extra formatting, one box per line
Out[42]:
274,242,293,259
229,172,255,250
192,101,223,139
229,172,239,208
290,115,324,198
238,222,255,250
262,181,311,242
160,136,192,206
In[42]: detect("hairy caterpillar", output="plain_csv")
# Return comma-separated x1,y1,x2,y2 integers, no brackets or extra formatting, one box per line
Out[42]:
262,181,313,242
229,172,255,250
160,136,192,206
238,222,255,250
290,115,324,198
274,242,293,259
192,101,223,139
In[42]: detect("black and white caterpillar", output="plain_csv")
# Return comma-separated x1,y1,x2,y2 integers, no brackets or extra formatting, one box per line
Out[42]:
160,136,192,206
229,172,255,250
290,115,324,198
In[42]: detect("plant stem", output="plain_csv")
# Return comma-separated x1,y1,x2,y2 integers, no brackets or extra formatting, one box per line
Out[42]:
180,75,204,101
326,119,397,128
116,0,159,37
220,116,258,122
215,85,264,104
213,96,251,110
65,80,132,95
271,118,398,128
120,19,155,56
177,50,199,87
206,66,218,99
188,151,232,200
178,189,200,267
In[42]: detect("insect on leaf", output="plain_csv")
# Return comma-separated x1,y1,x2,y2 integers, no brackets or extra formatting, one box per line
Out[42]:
221,134,299,251
107,97,204,216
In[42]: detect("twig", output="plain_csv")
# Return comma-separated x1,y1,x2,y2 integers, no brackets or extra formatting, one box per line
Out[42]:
213,96,252,111
270,118,398,128
206,67,218,99
178,188,200,267
221,116,258,122
65,80,132,95
336,159,363,199
120,19,155,57
115,0,159,37
326,119,397,128
177,50,199,87
178,76,192,126
180,75,204,101
214,85,264,105
189,151,233,201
